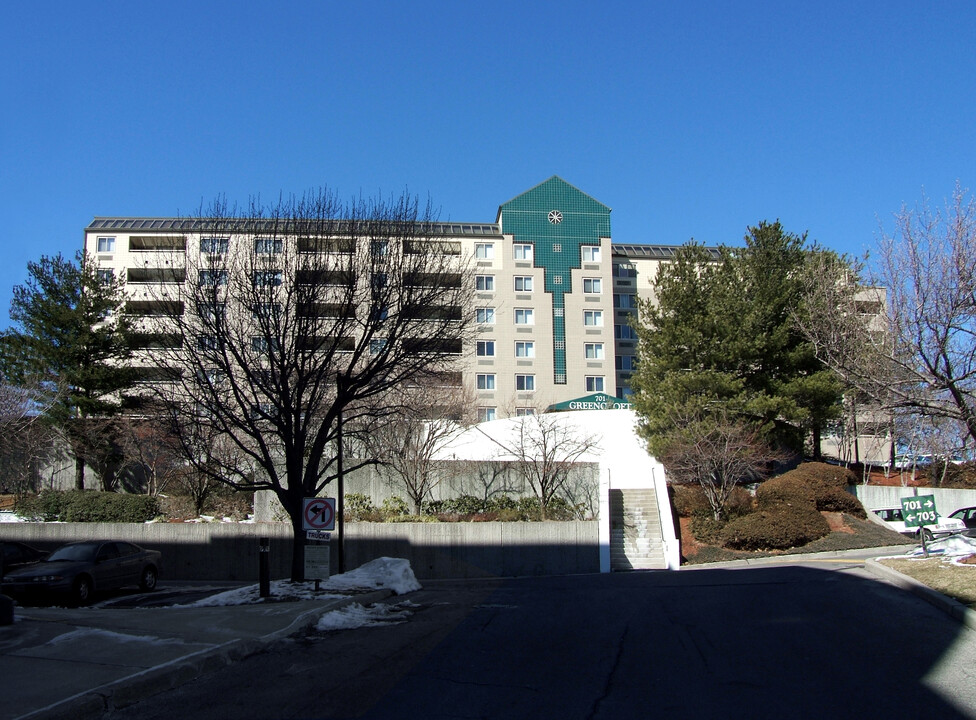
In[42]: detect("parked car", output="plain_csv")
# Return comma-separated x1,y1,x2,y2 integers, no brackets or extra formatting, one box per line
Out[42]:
1,541,48,577
0,540,161,605
873,507,966,540
948,506,976,529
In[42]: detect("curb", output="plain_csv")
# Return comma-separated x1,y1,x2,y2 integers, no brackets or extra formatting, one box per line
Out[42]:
16,589,394,720
863,558,976,633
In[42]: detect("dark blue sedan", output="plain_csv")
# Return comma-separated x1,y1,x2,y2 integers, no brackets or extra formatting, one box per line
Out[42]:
1,540,161,605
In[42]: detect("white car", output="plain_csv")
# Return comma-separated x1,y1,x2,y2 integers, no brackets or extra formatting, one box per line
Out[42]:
873,507,966,540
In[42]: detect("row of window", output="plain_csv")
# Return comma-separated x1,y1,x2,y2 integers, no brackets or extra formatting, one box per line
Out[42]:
476,308,606,327
475,243,602,264
477,407,539,422
475,275,604,293
476,340,609,360
476,373,606,393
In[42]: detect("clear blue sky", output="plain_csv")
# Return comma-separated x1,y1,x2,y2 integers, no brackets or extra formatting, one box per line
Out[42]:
2,1,974,326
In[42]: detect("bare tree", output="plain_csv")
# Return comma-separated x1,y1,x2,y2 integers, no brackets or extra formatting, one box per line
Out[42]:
0,384,60,494
366,380,475,515
140,189,472,579
799,185,976,446
482,413,598,520
117,417,185,496
652,408,785,521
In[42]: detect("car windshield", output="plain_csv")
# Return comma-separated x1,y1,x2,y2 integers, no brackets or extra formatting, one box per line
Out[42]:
46,544,98,562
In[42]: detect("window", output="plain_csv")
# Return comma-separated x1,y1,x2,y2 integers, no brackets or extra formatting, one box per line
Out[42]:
585,343,604,359
514,276,534,292
96,236,115,253
476,307,495,324
369,338,388,355
615,324,638,340
253,271,282,287
515,407,536,417
583,278,602,294
477,373,496,390
616,355,637,371
476,340,495,357
252,303,281,320
251,336,279,353
475,243,494,259
613,264,636,278
197,335,220,351
515,341,535,358
515,374,535,391
582,246,601,263
196,368,225,385
614,294,638,309
514,308,534,325
478,407,497,422
513,244,533,261
371,240,389,256
585,376,605,392
254,237,282,254
476,275,495,291
583,310,603,327
200,237,229,254
198,270,228,287
96,269,114,284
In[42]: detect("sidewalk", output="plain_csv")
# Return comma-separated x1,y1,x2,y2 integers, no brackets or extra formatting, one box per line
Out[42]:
0,589,392,720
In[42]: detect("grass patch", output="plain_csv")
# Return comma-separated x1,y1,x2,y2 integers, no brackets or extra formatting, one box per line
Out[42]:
878,556,976,610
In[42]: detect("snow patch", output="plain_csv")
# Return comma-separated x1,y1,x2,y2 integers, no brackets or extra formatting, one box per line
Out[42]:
181,557,420,607
315,601,414,631
905,534,976,558
47,627,185,647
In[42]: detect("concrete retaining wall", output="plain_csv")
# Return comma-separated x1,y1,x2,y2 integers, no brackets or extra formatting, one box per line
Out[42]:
0,521,600,581
851,486,976,514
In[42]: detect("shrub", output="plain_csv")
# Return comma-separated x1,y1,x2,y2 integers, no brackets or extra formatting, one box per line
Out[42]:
936,462,976,489
344,493,375,521
15,490,158,523
816,486,867,518
721,504,831,550
724,486,756,518
671,484,711,517
788,462,857,489
689,512,726,545
755,475,816,509
381,496,409,517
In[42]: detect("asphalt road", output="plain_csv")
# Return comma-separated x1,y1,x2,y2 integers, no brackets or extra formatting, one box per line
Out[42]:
107,563,976,720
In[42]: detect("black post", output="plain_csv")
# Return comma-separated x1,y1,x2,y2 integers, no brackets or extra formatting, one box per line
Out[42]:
336,404,345,575
259,537,270,597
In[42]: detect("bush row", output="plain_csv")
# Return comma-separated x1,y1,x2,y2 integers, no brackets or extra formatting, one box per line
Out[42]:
344,493,581,522
15,490,159,523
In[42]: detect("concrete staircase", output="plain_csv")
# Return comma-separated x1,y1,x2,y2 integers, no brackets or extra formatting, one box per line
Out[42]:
610,488,667,570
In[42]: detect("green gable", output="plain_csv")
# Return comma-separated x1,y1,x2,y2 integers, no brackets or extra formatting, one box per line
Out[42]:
498,177,612,386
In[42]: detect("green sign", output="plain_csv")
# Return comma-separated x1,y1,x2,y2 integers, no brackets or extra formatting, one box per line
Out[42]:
900,495,939,528
547,393,633,412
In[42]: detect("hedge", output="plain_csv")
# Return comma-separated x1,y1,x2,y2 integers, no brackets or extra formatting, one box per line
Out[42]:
15,490,159,523
721,504,831,550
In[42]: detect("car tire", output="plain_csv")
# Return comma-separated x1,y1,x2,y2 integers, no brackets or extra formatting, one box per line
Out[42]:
918,528,934,542
139,566,158,592
73,576,93,606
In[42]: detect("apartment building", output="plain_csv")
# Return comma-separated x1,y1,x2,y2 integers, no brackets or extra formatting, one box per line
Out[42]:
85,177,665,420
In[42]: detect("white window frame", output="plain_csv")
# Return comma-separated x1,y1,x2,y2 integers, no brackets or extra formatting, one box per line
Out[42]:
515,407,536,417
585,376,605,392
582,246,601,263
254,237,283,255
513,244,533,261
476,307,495,324
585,342,604,359
514,276,534,292
96,236,116,253
583,277,602,294
583,310,603,327
515,374,536,391
515,341,535,358
476,275,495,292
476,373,496,390
514,308,534,325
200,237,229,254
476,340,495,357
475,243,495,260
478,407,497,422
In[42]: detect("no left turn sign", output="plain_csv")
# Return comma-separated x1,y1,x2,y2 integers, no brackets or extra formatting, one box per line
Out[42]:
303,497,336,531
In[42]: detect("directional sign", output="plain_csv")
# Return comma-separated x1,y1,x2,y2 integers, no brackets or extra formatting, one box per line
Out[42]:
900,495,938,528
302,497,336,532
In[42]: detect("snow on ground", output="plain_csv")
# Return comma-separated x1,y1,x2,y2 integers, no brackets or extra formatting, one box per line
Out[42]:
46,627,187,647
182,557,421,607
905,533,976,560
315,600,417,631
0,510,26,523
